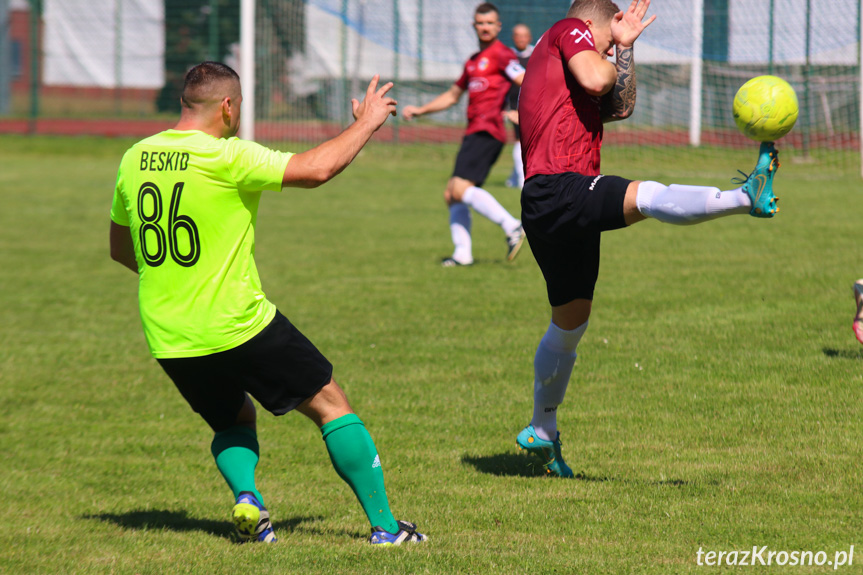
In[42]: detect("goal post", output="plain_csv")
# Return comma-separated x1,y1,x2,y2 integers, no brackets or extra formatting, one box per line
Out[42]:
240,0,255,142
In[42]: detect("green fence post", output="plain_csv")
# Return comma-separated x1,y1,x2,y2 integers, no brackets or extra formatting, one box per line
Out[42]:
393,0,399,144
28,0,40,134
340,0,348,125
417,0,423,81
768,0,774,75
209,0,219,60
0,0,10,115
114,0,123,115
802,0,811,158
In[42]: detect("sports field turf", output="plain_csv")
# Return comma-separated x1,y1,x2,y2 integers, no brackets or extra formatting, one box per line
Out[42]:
1,134,861,574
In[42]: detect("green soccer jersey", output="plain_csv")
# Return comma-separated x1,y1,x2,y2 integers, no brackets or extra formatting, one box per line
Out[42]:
111,130,293,358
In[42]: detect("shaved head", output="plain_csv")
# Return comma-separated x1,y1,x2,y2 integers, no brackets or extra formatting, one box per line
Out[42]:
176,61,243,138
180,61,241,111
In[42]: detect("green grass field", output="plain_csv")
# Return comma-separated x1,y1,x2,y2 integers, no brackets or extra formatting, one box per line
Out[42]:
1,134,861,574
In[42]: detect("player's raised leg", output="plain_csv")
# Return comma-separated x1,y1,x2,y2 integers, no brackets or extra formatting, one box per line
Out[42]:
298,380,426,545
631,143,781,225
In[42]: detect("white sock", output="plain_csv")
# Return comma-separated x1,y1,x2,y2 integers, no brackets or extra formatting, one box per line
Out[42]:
531,320,588,441
461,186,521,236
449,202,473,264
635,181,751,225
513,141,525,189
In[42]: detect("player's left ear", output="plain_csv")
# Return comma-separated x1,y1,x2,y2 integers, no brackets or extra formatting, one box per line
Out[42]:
221,97,233,125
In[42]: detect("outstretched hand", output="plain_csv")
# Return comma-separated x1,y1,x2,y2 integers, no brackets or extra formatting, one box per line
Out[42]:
611,0,656,48
352,75,397,131
402,105,422,121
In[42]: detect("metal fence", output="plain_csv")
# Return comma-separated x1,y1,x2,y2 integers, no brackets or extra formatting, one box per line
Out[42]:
1,0,861,174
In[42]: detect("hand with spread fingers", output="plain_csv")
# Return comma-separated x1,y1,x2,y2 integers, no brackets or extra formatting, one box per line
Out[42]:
352,75,397,131
611,0,656,48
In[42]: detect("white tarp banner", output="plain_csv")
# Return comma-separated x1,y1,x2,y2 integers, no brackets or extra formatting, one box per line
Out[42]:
301,0,475,82
626,0,857,64
300,0,859,79
728,0,858,64
43,0,164,88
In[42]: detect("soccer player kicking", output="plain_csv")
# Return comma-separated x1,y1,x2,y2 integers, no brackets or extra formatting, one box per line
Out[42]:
110,62,425,545
402,2,527,267
515,0,781,477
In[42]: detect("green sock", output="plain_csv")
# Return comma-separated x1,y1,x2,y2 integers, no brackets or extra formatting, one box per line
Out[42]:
321,414,399,534
211,425,264,506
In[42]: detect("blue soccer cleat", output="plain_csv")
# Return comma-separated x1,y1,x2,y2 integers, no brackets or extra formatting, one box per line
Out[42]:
516,424,574,478
232,491,276,543
369,520,427,545
740,141,781,218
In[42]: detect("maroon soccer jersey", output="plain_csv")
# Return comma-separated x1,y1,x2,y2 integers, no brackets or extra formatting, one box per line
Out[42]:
519,19,604,178
455,39,524,143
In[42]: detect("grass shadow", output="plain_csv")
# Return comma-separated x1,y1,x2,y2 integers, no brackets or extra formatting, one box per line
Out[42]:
822,347,863,360
83,509,324,542
462,453,697,487
438,257,525,268
461,453,612,481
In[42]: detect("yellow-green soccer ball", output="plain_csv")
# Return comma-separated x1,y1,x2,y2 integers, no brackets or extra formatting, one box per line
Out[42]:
732,75,799,142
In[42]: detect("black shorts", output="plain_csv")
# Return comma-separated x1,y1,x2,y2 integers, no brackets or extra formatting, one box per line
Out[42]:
157,311,333,432
452,131,504,186
521,173,632,306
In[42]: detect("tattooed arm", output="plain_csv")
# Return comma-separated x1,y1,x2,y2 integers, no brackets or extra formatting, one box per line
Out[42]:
603,0,656,122
600,46,636,123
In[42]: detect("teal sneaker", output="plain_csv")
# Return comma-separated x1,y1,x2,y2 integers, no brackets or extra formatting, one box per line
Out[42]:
516,424,574,478
232,492,276,543
740,141,781,218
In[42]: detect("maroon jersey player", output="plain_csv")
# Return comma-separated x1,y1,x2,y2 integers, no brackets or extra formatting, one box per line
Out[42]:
403,3,527,267
515,0,782,477
455,38,525,144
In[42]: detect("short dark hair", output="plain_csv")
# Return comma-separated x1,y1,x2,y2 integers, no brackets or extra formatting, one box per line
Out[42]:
181,61,240,108
566,0,620,22
475,2,499,16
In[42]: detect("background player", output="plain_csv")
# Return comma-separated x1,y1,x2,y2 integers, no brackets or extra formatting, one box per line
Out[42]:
515,0,782,477
110,62,425,545
402,2,526,267
505,23,534,190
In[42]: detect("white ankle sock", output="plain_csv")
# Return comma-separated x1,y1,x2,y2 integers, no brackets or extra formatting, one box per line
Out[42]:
635,181,751,225
461,186,521,236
